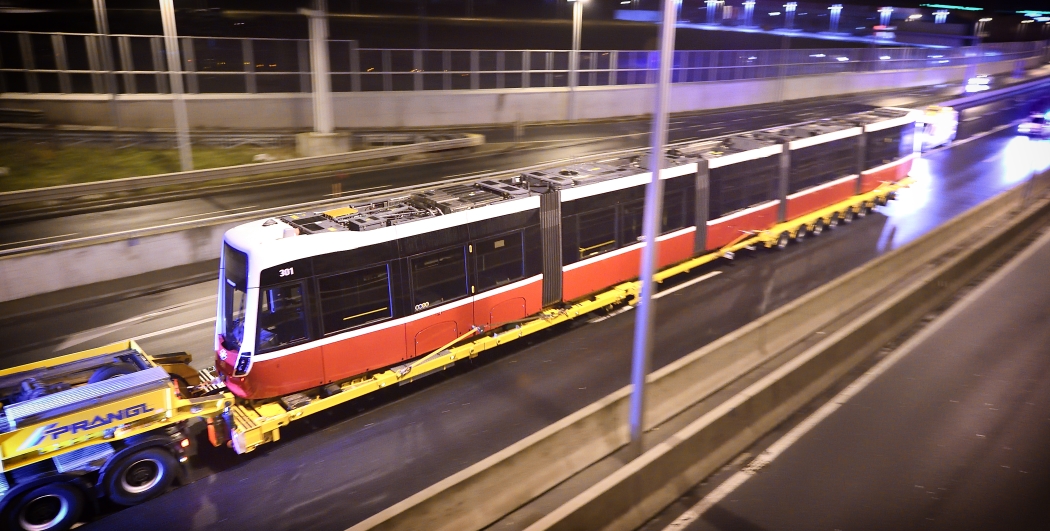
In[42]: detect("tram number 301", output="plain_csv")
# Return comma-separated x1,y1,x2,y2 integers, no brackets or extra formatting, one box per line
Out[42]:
414,301,431,311
279,267,295,278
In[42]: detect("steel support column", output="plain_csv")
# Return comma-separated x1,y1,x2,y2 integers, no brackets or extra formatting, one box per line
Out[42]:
628,0,679,452
160,0,193,171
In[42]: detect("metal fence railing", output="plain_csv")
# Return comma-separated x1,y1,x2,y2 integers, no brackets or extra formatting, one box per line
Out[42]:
1,31,1047,95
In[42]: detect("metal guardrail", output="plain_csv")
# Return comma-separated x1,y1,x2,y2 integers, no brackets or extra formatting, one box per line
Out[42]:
0,133,483,208
941,71,1050,109
1,31,1046,95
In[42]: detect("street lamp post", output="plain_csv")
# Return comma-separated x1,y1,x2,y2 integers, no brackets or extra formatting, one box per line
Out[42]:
628,0,679,455
975,17,991,45
743,0,756,27
934,10,948,24
785,2,797,30
159,0,193,171
568,0,584,121
829,4,843,33
879,6,893,27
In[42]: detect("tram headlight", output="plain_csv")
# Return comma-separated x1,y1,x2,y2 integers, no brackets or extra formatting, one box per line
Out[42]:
234,353,252,376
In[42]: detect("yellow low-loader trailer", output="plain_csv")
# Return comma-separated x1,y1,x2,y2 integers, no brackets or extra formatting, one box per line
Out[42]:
0,180,906,531
0,341,231,531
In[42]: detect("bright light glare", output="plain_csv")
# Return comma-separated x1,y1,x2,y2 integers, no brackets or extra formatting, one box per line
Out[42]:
1002,136,1050,186
880,55,892,60
810,53,827,57
836,56,849,62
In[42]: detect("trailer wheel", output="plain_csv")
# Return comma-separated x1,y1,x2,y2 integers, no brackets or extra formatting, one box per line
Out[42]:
842,209,855,224
856,205,868,218
5,482,84,531
102,447,178,506
794,225,807,243
775,231,790,250
87,363,137,384
827,214,840,229
811,220,825,236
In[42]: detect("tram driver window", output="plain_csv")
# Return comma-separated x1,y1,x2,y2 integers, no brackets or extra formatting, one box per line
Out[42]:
411,247,468,311
257,283,309,353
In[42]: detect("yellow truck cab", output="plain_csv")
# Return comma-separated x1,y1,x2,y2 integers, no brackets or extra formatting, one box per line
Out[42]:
0,341,230,531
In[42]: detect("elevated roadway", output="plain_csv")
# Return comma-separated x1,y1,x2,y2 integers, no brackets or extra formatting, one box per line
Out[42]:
0,83,967,253
645,208,1050,531
0,97,1045,529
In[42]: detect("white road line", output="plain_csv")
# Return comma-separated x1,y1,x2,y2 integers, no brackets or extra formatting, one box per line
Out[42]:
924,120,1018,155
653,271,722,300
661,226,1050,531
0,233,78,248
171,205,259,220
130,317,216,341
54,295,215,351
324,185,390,198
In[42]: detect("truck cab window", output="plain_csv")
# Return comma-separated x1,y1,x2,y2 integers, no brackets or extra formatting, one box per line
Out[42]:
257,283,309,353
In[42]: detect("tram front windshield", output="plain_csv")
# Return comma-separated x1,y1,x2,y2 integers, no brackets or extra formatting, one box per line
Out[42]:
222,243,249,350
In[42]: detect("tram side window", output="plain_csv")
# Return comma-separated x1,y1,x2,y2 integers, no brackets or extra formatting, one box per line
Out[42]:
864,125,904,169
578,207,617,259
662,189,688,233
318,265,392,335
620,200,644,245
412,247,468,311
476,233,525,291
257,283,309,353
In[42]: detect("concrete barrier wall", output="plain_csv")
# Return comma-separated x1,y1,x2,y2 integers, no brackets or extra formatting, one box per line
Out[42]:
0,222,235,302
1,57,1035,130
529,178,1050,531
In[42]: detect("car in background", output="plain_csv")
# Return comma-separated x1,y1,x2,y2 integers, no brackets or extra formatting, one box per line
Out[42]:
965,74,992,93
1017,111,1050,139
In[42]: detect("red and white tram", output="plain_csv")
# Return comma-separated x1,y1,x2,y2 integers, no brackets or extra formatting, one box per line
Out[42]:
215,107,919,399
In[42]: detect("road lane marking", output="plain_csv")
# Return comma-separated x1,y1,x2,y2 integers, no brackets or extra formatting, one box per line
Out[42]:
653,271,722,300
661,225,1050,531
130,317,216,341
589,271,721,324
324,185,390,197
171,205,259,220
0,233,78,248
54,295,215,351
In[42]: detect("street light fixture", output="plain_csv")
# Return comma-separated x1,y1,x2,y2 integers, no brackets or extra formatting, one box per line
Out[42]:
567,0,586,121
829,4,843,33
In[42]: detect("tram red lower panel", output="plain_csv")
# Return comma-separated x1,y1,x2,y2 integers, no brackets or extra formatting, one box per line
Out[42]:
860,156,913,193
473,278,542,327
406,302,475,357
322,324,407,384
224,347,326,398
706,202,779,251
785,177,857,221
563,247,642,302
658,229,696,268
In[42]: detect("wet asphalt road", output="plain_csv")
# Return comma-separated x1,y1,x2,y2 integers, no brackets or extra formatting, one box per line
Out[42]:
662,209,1050,531
0,112,1027,529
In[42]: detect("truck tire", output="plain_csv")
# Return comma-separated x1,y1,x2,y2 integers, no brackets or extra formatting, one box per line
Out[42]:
102,447,178,506
5,482,84,531
87,363,137,384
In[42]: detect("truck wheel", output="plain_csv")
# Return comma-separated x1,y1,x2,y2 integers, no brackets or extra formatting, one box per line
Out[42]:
6,482,84,531
775,231,790,250
794,225,807,243
103,447,178,506
87,363,137,384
